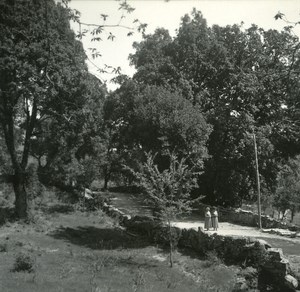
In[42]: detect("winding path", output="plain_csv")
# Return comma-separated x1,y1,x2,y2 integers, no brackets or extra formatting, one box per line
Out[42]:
110,192,300,256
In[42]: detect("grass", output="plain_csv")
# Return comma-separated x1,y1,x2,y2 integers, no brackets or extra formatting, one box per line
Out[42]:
0,190,255,291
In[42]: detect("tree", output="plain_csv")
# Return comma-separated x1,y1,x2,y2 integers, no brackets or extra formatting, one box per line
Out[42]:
33,73,107,191
35,0,149,191
0,0,151,218
128,151,201,267
273,156,300,222
103,82,211,185
128,9,300,206
0,0,91,218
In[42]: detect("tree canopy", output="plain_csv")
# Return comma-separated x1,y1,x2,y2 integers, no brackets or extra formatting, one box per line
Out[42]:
0,0,106,217
125,9,300,206
1,1,300,219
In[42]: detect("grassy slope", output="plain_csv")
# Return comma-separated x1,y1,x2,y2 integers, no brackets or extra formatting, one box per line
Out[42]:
0,198,252,292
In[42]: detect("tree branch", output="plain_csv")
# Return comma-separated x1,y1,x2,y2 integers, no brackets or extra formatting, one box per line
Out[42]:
79,22,134,31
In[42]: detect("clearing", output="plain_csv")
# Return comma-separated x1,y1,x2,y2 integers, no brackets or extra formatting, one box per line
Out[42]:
0,203,253,292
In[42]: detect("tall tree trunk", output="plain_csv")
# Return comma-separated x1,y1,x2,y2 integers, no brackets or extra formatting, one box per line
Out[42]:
12,171,28,219
103,175,109,190
291,207,295,223
1,93,37,220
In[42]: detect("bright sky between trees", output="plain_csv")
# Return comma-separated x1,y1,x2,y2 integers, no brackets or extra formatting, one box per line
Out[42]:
69,0,300,90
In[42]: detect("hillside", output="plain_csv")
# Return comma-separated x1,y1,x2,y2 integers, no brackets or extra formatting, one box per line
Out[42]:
0,196,257,292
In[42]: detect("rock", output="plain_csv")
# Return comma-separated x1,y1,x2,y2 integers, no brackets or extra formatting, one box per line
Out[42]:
257,239,272,249
261,247,291,287
122,214,131,221
267,248,284,261
275,229,297,238
119,214,132,227
261,228,298,238
198,226,204,232
234,277,249,291
285,274,298,290
102,203,109,211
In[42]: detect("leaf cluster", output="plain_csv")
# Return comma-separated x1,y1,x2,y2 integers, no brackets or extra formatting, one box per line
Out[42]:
127,152,202,221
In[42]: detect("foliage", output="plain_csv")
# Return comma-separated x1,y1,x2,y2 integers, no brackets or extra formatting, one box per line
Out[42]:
13,252,35,273
132,152,201,219
0,0,115,217
273,155,300,221
127,9,300,206
103,83,211,185
2,0,300,219
128,151,202,267
32,71,107,191
131,86,210,160
0,0,95,217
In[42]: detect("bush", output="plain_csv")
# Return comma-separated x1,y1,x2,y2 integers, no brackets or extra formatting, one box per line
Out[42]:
203,250,223,268
13,252,35,273
237,266,258,290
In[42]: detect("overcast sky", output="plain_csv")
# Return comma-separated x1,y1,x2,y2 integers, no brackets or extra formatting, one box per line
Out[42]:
70,0,300,90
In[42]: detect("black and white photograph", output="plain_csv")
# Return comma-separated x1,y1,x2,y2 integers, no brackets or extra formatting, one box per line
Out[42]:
0,0,300,291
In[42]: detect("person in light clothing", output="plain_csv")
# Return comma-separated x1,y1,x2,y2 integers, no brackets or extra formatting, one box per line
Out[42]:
204,207,212,231
211,207,219,231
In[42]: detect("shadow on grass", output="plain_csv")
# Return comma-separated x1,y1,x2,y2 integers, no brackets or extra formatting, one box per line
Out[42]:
50,226,152,250
177,246,206,261
41,203,74,214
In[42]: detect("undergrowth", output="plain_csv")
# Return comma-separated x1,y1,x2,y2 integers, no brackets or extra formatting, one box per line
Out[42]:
12,252,35,273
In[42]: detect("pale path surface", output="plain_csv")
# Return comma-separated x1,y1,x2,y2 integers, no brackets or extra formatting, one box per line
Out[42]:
172,221,299,240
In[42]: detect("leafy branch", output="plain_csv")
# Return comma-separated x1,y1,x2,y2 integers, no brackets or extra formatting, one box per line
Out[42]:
60,0,147,83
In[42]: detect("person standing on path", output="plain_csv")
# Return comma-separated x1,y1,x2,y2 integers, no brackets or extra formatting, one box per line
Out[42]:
204,207,212,231
211,207,219,231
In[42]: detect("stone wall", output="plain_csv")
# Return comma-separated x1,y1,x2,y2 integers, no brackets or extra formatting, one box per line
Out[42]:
102,202,299,291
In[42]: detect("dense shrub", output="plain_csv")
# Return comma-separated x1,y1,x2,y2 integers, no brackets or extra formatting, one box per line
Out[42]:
13,252,35,273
